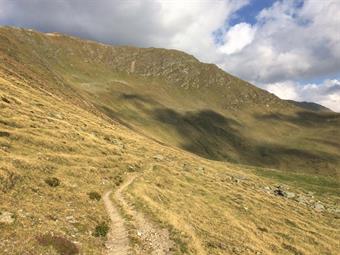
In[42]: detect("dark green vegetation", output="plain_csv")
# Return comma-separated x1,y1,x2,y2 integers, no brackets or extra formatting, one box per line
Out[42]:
0,26,339,178
88,192,101,201
93,222,109,237
250,166,340,196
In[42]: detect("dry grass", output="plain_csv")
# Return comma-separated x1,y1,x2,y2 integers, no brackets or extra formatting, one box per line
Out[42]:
0,27,339,254
0,74,148,253
127,160,340,254
0,66,339,255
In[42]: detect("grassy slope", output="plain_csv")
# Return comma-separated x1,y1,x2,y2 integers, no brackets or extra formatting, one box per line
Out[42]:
0,73,139,254
0,38,339,255
1,66,339,255
1,27,340,178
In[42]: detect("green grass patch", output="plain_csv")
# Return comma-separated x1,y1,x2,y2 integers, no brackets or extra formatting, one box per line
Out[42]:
251,167,339,196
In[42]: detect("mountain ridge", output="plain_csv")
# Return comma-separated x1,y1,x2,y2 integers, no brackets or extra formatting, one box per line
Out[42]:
1,26,340,177
0,26,339,255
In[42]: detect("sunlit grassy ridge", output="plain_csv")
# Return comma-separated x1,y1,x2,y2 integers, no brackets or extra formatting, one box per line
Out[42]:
0,27,339,254
1,26,339,177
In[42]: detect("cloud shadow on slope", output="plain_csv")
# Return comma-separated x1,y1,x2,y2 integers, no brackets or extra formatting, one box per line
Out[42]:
98,93,339,175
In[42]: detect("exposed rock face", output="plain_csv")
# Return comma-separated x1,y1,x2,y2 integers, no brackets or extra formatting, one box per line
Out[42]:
0,211,14,224
285,192,296,199
266,185,337,213
314,202,325,212
153,155,165,161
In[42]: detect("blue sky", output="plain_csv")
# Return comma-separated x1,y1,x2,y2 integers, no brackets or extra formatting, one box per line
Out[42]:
214,0,277,45
230,0,278,26
0,0,339,111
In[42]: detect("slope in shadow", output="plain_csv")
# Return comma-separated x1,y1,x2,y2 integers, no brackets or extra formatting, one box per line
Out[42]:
256,111,340,127
152,108,338,175
152,108,245,161
95,93,339,175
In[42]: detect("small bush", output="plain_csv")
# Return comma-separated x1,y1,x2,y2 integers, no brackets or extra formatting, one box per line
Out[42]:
88,191,101,201
114,175,123,186
45,177,60,187
93,222,109,237
0,131,10,137
37,234,79,255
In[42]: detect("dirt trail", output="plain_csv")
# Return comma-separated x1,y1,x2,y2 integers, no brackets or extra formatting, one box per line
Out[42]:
103,190,130,255
104,173,174,255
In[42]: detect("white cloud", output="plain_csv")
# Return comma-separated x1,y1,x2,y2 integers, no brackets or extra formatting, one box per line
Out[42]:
155,0,249,62
220,0,340,83
265,81,301,101
219,22,256,55
262,79,340,112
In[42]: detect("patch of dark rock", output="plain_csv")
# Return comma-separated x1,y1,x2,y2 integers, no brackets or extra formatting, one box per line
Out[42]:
1,97,10,104
257,227,268,232
273,185,296,198
274,186,286,197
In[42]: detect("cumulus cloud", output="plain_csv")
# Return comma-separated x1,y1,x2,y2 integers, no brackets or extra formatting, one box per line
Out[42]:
0,0,339,111
219,22,256,55
220,0,340,84
262,79,340,112
264,81,301,101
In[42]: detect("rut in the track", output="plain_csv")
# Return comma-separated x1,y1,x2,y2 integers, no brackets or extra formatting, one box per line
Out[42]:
104,174,174,255
103,189,130,255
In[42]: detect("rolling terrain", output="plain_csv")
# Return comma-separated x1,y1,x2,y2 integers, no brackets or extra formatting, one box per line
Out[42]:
0,27,339,254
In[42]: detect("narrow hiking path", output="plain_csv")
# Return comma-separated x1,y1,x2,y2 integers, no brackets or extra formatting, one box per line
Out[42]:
103,190,130,255
104,173,174,255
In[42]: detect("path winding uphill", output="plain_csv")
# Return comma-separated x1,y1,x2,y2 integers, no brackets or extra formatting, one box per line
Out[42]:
103,190,130,255
104,173,174,255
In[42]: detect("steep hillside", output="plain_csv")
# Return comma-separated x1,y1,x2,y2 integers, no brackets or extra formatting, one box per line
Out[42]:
0,28,340,255
1,57,339,255
0,26,339,178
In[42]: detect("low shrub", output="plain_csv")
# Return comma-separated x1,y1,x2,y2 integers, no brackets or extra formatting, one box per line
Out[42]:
93,222,109,237
88,191,101,201
114,175,123,186
45,177,60,187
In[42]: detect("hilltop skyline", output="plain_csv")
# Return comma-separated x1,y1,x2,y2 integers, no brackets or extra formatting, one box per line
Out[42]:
0,0,339,111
